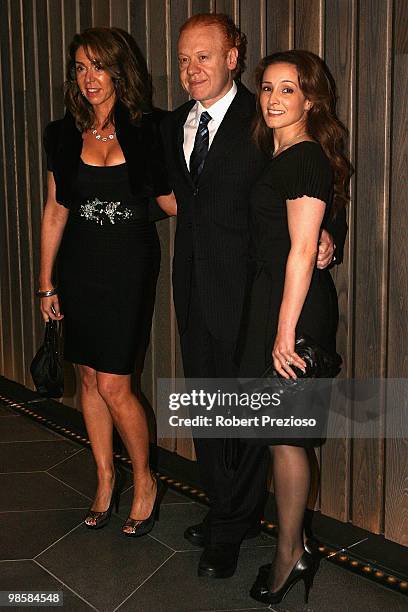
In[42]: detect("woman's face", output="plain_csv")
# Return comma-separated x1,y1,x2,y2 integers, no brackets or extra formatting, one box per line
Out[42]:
75,46,116,109
259,62,311,130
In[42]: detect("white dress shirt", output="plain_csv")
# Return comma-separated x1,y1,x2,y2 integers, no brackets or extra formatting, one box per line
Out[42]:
183,82,238,170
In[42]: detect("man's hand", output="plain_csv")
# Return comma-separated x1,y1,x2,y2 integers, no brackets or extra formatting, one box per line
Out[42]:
317,229,335,269
156,192,177,216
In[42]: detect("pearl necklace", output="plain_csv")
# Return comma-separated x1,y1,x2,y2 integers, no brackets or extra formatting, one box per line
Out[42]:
91,128,116,142
273,132,309,157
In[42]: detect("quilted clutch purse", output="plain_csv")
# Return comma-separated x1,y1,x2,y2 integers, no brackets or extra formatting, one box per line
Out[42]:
260,333,342,394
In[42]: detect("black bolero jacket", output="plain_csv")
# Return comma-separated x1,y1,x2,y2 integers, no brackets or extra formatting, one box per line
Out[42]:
43,101,171,209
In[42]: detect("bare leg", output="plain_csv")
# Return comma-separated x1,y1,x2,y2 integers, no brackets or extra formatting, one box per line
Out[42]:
268,445,310,591
97,372,156,530
78,365,115,525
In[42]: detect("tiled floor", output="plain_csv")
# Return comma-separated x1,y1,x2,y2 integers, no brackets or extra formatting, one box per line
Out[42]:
1,402,407,612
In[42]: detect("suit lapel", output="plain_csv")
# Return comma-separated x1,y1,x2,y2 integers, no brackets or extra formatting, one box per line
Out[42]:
198,85,254,184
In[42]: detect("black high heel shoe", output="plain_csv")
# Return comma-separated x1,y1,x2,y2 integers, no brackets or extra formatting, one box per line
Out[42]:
250,550,316,605
256,538,321,577
84,468,123,530
122,477,166,538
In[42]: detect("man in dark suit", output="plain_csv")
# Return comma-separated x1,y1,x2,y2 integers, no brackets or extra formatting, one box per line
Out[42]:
161,13,347,579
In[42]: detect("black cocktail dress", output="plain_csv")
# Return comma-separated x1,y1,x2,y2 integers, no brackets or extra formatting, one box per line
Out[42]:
237,142,339,446
57,159,160,375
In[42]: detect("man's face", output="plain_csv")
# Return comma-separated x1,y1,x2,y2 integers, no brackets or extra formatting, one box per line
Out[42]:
177,24,238,108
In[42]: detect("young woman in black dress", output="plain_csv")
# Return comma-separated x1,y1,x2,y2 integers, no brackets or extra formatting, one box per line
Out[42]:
237,51,351,604
38,28,176,536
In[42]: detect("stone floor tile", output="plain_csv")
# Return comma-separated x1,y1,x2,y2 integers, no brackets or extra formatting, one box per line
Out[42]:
0,472,90,512
37,514,174,612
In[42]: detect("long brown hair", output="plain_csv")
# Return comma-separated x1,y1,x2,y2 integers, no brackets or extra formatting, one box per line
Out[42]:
179,13,247,80
64,27,151,131
253,50,352,212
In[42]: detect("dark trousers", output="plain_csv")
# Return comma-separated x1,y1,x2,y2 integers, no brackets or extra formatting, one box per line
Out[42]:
179,276,269,544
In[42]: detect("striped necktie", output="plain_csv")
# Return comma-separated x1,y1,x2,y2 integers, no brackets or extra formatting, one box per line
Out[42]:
189,111,212,184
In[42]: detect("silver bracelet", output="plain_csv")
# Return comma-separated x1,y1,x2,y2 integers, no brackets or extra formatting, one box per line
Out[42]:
36,288,58,298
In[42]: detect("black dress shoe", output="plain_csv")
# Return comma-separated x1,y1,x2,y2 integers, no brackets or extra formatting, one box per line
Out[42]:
198,543,240,578
184,521,261,547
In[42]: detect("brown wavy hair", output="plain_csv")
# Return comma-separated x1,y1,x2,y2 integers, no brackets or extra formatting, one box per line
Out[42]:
179,13,247,80
253,50,352,212
64,27,151,131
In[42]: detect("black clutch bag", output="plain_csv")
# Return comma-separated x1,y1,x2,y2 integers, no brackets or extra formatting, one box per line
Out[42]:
260,333,342,394
30,320,64,398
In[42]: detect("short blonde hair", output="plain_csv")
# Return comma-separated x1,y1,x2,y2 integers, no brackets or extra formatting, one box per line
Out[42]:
179,13,247,79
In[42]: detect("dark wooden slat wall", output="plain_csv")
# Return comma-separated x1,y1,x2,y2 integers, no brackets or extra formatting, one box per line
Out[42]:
265,0,293,53
352,0,392,534
1,0,407,545
0,5,12,379
319,0,357,523
385,0,408,547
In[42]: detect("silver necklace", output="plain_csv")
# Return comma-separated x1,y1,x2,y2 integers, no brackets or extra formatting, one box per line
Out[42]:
273,132,309,157
91,128,116,142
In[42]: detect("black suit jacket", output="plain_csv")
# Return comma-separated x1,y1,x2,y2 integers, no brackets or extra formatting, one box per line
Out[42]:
43,102,170,212
161,84,266,341
161,83,348,343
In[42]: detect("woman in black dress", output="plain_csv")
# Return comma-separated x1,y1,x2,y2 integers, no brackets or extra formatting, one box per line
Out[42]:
237,51,351,604
38,28,175,536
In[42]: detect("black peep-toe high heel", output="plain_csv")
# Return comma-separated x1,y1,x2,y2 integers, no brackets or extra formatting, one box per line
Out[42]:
84,468,123,530
122,477,166,538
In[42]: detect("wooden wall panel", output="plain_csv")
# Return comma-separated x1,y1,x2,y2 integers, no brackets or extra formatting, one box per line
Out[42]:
19,0,40,388
1,0,24,382
240,0,266,90
35,1,52,123
148,0,176,452
166,0,193,459
0,10,12,378
91,0,110,26
169,0,190,108
265,0,293,53
62,1,80,51
1,0,407,546
192,0,215,13
295,0,324,55
129,0,148,62
47,0,65,119
23,1,47,373
110,0,130,30
214,0,237,19
79,0,93,30
352,0,392,534
320,0,356,522
384,0,408,545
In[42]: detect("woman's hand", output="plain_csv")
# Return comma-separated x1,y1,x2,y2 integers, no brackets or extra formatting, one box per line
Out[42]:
40,294,64,322
39,172,69,323
272,329,306,380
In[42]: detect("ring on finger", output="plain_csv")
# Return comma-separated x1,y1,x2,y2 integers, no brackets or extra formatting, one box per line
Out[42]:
285,358,293,366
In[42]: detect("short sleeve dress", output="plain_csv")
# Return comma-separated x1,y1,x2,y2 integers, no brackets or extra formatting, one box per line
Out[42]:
237,142,339,445
44,111,169,375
